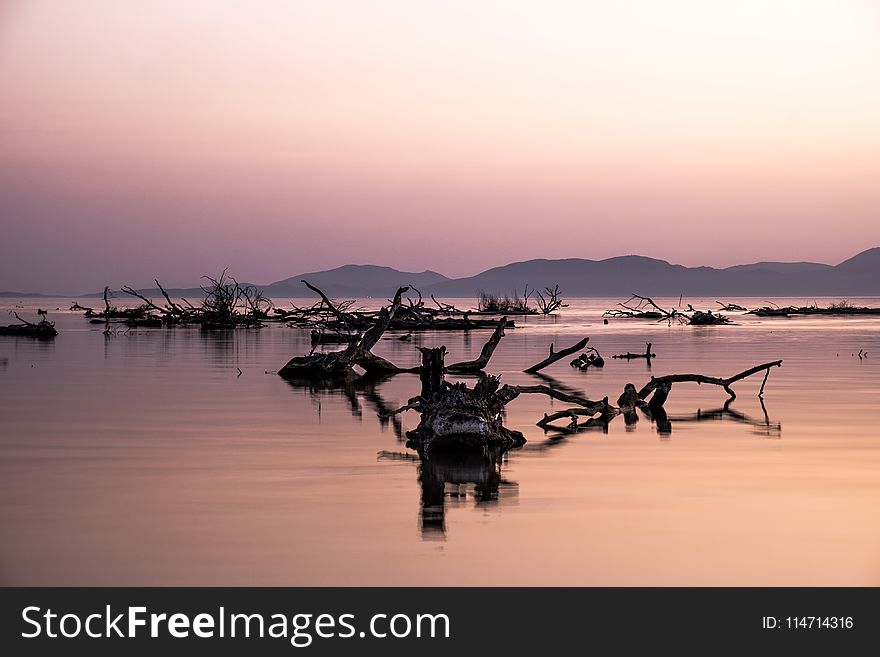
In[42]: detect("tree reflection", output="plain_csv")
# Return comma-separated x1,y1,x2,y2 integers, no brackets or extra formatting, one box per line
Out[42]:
378,446,517,539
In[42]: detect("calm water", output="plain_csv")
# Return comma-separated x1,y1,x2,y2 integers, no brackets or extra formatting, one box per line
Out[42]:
1,296,879,585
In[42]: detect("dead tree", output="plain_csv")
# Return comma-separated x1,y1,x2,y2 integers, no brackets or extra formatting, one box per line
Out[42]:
604,294,730,325
278,286,410,379
612,342,655,362
446,318,507,373
688,310,730,325
535,284,568,315
347,302,784,447
383,343,614,452
121,280,191,324
118,271,272,327
72,286,153,321
569,347,605,370
604,294,676,320
524,337,591,373
534,361,783,433
637,360,782,404
1,312,58,339
476,286,536,314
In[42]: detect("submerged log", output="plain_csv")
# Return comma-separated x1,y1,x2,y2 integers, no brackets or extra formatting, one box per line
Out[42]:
748,303,880,317
119,272,270,328
569,347,605,370
405,376,526,453
446,318,507,373
688,310,730,325
638,360,783,404
0,313,58,339
605,294,731,325
716,301,747,312
647,381,671,412
524,337,590,374
534,360,782,433
419,346,447,398
612,342,655,362
278,286,410,379
374,326,512,450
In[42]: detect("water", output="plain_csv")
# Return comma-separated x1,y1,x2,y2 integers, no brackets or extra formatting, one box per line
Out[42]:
1,297,879,585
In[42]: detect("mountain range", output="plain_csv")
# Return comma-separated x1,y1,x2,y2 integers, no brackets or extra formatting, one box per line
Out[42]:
4,247,880,299
250,248,880,298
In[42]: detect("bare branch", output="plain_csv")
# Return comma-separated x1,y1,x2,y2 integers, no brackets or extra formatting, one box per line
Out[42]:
524,337,590,374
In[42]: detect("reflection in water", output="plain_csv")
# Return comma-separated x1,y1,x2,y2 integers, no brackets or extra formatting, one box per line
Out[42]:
656,398,781,438
537,394,780,439
2,296,880,585
379,447,517,539
282,372,405,439
283,371,522,538
283,367,780,540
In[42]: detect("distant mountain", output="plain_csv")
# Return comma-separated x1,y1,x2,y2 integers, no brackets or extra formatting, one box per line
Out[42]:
836,246,880,273
423,248,880,297
0,291,52,298
265,265,449,298
3,248,879,299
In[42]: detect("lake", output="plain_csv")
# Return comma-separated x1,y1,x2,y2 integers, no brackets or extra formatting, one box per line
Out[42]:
1,296,878,585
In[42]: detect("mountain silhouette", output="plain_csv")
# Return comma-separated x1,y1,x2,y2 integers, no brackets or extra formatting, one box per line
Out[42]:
263,248,880,298
6,248,880,299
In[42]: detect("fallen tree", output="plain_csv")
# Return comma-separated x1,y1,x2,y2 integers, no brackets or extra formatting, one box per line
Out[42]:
110,270,272,328
747,301,880,317
71,287,152,321
276,282,516,332
279,286,784,450
637,360,782,402
278,286,411,379
604,294,731,325
531,360,783,434
524,337,591,374
612,342,655,362
569,347,605,370
1,312,58,339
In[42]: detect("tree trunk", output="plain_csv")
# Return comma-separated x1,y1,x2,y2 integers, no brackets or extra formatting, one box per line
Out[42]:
419,346,447,398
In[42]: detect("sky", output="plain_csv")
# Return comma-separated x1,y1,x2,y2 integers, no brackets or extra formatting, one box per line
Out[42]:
2,0,880,293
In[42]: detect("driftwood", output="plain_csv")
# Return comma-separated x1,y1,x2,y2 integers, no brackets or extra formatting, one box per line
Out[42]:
1,312,58,339
688,310,730,325
638,360,782,403
384,341,616,452
277,288,785,449
524,337,590,374
404,375,527,452
376,316,783,443
569,347,605,370
748,302,880,317
446,318,507,373
278,287,410,379
72,287,153,321
612,342,655,362
604,294,730,325
534,360,782,433
604,294,676,320
278,283,517,333
117,271,270,328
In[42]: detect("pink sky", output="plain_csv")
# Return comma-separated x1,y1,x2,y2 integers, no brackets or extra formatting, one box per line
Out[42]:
2,0,880,293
